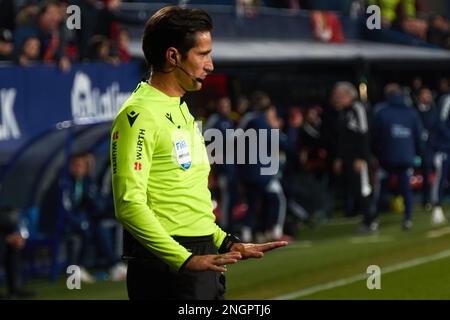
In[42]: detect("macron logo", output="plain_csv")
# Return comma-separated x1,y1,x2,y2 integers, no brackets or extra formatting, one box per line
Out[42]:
127,111,139,127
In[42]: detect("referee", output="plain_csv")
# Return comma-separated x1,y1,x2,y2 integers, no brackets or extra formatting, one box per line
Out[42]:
110,6,287,300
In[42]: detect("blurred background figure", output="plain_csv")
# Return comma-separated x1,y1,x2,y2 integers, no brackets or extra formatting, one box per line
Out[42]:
40,153,126,283
238,99,291,243
372,83,424,230
414,87,438,210
430,89,450,226
205,96,239,233
0,28,14,61
332,82,373,233
116,28,131,63
17,36,41,66
87,35,119,64
0,207,35,299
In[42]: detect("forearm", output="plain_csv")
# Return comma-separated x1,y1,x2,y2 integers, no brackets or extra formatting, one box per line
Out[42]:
115,196,192,272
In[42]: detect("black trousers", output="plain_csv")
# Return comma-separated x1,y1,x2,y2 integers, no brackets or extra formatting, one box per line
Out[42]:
126,235,225,300
342,162,372,225
0,234,22,295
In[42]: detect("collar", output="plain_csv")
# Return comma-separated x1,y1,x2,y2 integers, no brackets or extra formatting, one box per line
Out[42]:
142,81,185,106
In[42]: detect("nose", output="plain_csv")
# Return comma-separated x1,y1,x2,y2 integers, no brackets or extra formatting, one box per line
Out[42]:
204,55,214,74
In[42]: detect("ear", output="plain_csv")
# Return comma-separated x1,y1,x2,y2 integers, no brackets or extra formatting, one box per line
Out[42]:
167,47,178,66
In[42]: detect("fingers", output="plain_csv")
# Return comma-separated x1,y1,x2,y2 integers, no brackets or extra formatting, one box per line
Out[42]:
257,241,289,252
243,251,264,259
212,252,242,266
222,251,243,260
203,252,242,272
210,265,228,273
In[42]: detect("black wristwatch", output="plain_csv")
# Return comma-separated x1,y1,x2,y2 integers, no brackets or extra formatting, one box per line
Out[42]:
218,234,242,254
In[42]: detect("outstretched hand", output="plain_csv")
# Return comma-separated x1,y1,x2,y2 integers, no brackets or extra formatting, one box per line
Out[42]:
184,241,288,273
230,241,288,260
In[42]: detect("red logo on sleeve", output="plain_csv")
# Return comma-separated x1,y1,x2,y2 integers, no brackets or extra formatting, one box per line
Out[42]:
134,162,142,171
113,131,119,140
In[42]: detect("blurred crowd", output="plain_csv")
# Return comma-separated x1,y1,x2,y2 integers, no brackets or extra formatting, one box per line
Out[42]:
367,0,450,50
1,151,126,298
204,76,450,243
2,0,450,69
237,0,450,50
0,0,138,70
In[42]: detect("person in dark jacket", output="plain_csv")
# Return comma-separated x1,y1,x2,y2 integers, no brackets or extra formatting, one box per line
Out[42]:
372,83,424,230
204,96,239,233
414,87,438,210
237,104,290,243
332,82,374,233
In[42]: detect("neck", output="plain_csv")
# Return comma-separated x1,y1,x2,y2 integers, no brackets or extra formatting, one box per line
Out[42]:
148,71,185,97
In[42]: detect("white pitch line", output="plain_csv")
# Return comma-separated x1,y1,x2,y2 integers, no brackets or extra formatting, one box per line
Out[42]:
271,249,450,300
426,226,450,239
349,235,394,244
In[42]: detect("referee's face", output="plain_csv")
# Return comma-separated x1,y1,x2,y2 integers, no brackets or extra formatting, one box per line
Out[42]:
179,31,214,91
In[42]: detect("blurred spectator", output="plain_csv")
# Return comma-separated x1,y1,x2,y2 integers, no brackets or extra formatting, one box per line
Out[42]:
284,106,303,148
15,3,40,28
430,91,450,226
236,0,260,18
332,82,373,233
72,0,99,60
238,103,289,243
233,95,250,124
14,0,71,71
116,28,131,63
0,207,35,299
372,83,424,230
396,14,428,40
348,0,365,18
73,0,143,61
283,105,328,225
17,36,41,66
62,154,97,283
368,0,426,29
87,35,119,64
435,77,450,104
204,96,239,233
40,153,126,283
414,87,438,209
0,28,14,61
238,90,272,130
427,14,450,49
321,89,345,218
297,106,328,218
310,11,345,43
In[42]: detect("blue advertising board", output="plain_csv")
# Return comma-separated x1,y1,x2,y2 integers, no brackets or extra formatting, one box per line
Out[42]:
0,62,142,162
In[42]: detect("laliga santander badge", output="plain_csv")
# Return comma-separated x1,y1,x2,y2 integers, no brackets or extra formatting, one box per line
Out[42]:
173,130,192,170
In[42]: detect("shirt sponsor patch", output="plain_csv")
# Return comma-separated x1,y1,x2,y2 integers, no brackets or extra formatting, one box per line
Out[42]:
134,162,142,171
174,139,191,170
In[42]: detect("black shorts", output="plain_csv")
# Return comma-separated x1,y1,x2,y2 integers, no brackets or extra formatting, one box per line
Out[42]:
126,235,226,300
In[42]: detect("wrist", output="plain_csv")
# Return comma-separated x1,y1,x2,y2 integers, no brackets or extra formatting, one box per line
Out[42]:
218,234,242,254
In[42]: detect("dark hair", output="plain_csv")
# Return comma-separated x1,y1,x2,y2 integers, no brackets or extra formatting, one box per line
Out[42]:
39,0,61,16
142,6,213,72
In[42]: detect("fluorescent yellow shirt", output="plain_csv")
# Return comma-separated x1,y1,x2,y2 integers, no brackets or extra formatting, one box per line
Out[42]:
110,82,226,271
